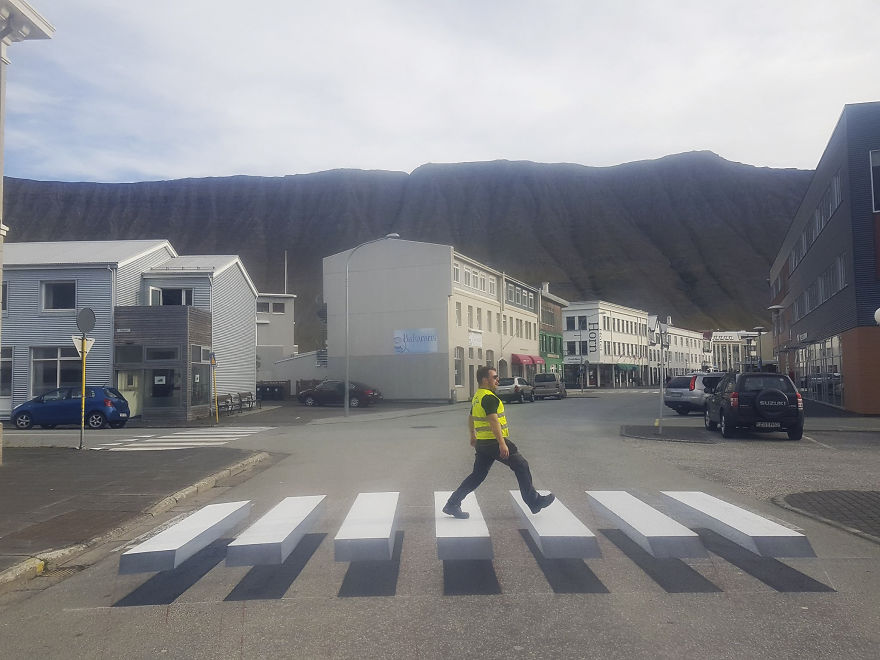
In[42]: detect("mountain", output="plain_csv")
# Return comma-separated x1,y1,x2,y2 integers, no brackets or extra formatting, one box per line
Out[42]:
3,152,811,349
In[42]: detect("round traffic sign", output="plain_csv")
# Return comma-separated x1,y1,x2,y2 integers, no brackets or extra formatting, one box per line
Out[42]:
77,307,96,333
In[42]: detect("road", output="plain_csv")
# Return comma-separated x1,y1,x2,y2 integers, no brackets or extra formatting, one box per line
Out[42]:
1,392,878,659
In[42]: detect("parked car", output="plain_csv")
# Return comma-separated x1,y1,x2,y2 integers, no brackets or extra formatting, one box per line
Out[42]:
297,380,383,408
533,372,567,399
12,386,131,430
495,377,535,403
664,372,725,415
704,372,804,440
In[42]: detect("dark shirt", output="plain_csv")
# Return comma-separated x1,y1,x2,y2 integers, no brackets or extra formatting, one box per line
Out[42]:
480,392,500,416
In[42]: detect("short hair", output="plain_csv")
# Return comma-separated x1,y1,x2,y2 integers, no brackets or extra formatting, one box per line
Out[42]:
476,365,495,383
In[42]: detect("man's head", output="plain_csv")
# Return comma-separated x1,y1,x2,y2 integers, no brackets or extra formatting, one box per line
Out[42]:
476,365,499,391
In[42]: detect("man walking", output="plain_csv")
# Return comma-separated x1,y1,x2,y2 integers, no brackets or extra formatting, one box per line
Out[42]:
443,365,555,519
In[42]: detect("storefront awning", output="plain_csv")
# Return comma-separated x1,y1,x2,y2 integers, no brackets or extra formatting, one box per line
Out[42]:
532,356,545,365
511,353,533,365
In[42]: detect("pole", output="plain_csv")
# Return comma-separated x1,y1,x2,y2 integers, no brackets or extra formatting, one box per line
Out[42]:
79,332,86,450
212,359,218,423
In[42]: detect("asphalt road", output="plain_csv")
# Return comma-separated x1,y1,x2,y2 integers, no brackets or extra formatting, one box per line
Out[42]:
1,392,878,659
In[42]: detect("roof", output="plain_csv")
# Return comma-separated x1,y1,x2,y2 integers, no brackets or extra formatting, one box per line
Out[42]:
4,240,175,268
146,255,259,296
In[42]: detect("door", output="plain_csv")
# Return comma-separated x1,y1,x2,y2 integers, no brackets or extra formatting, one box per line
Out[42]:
468,364,475,398
117,370,142,418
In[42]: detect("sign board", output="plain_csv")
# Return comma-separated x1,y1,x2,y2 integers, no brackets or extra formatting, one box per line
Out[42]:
71,336,95,356
393,328,439,354
76,307,96,334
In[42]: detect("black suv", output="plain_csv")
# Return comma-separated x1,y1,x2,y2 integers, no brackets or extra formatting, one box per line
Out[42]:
704,372,804,440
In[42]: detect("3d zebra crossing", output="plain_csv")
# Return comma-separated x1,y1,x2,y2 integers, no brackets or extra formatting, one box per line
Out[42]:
119,490,815,576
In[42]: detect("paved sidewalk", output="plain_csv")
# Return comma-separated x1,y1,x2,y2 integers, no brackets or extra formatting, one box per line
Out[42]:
780,490,880,543
0,446,271,589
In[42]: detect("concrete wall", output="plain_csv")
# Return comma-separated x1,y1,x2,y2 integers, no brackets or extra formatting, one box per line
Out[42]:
324,240,453,400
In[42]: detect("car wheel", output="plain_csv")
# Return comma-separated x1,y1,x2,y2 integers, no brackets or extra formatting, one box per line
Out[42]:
786,425,803,441
13,412,33,430
350,396,361,408
86,411,107,430
720,411,734,438
304,396,317,407
518,392,525,403
41,424,57,430
109,421,127,429
529,391,535,402
704,409,717,431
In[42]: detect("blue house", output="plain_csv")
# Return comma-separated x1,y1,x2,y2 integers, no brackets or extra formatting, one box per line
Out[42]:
2,240,257,423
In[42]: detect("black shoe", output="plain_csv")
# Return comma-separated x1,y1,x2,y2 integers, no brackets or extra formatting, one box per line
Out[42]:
528,493,555,514
442,503,470,519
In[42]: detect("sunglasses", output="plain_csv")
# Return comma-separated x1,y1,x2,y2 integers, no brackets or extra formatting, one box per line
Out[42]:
491,375,500,380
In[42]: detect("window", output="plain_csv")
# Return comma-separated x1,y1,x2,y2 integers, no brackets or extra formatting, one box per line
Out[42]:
0,347,11,396
526,322,531,340
488,279,496,296
456,302,462,326
872,151,880,212
1,281,6,311
468,305,473,328
42,281,76,310
515,288,522,305
32,346,81,392
578,316,587,330
146,347,179,361
257,302,270,313
464,270,471,287
468,347,474,359
480,274,486,291
487,312,492,333
486,349,494,367
150,287,193,306
503,316,508,335
567,341,576,355
454,347,464,386
453,263,460,282
579,340,588,355
528,293,534,309
115,345,143,363
272,303,285,314
477,308,482,330
566,316,575,331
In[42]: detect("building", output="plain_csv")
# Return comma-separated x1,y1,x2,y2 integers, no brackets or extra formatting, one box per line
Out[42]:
768,102,880,413
256,292,297,382
665,325,708,376
2,240,257,423
538,283,567,375
322,238,539,402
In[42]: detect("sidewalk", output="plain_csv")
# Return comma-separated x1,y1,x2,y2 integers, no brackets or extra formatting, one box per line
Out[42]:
0,446,271,590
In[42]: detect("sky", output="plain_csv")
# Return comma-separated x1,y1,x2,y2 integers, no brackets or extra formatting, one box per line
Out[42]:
5,0,879,183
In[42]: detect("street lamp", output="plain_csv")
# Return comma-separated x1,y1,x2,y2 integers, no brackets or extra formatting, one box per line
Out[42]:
753,326,766,370
345,233,400,417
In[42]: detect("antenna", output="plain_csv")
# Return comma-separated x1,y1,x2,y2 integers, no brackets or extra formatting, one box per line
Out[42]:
284,250,288,294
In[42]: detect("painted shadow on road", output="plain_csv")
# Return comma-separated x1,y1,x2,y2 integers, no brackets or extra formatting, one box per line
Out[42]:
338,531,404,598
695,529,835,593
442,559,501,596
600,530,722,594
519,529,609,594
113,539,230,607
224,533,326,601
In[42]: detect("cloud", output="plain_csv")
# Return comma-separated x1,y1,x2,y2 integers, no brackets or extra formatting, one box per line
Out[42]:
4,0,880,182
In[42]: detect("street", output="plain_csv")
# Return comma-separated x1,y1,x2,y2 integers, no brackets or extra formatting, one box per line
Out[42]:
1,391,878,659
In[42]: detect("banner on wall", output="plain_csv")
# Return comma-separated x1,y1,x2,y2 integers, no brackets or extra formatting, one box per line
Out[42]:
393,328,439,354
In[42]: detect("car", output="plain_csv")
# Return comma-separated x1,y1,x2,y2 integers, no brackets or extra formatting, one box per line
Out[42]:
704,372,804,440
297,380,383,408
11,386,131,430
533,372,567,399
495,376,535,403
664,372,726,415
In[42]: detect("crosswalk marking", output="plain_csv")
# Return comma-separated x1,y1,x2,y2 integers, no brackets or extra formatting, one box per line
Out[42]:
435,491,492,560
227,496,326,566
92,426,272,451
334,492,400,562
511,490,601,559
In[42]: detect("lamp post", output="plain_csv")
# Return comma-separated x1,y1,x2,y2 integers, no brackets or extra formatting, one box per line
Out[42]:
753,326,766,370
344,233,399,417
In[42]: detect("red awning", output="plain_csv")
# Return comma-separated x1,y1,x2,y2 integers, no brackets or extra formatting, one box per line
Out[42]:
532,356,546,365
511,353,533,365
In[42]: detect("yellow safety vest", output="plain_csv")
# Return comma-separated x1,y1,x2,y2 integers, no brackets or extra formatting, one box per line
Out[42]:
471,388,509,442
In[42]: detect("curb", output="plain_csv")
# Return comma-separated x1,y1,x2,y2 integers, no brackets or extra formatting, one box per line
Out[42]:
309,404,469,425
772,495,880,546
0,451,272,590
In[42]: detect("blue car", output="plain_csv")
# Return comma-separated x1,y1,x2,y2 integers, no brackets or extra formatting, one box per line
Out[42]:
12,386,131,430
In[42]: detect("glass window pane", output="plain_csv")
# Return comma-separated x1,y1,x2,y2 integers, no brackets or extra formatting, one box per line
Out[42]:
115,345,143,363
146,347,179,361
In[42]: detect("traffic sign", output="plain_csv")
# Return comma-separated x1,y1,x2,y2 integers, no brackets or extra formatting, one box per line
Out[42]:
77,307,96,334
71,335,95,356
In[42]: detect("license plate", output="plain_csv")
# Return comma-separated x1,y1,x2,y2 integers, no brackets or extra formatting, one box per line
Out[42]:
119,413,128,418
755,421,780,429
668,392,681,398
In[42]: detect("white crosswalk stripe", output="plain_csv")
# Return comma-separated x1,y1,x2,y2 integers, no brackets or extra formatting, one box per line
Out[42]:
91,427,272,451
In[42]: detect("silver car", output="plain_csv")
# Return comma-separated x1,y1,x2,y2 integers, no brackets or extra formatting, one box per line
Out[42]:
664,372,726,415
495,377,535,403
533,372,567,399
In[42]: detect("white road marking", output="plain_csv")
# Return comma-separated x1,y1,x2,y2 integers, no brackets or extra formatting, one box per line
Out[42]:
803,435,834,449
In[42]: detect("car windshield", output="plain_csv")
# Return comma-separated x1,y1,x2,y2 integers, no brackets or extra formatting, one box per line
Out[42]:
739,375,795,393
497,378,515,386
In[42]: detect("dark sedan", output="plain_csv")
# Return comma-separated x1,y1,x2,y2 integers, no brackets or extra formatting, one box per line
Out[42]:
297,380,383,408
12,386,131,430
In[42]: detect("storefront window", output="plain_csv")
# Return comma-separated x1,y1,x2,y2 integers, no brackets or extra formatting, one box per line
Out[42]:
796,335,843,407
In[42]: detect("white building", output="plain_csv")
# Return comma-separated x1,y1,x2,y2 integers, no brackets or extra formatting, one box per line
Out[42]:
322,239,539,402
665,325,708,376
706,330,772,372
256,292,297,382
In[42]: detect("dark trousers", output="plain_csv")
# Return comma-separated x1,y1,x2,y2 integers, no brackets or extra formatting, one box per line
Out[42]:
448,439,539,508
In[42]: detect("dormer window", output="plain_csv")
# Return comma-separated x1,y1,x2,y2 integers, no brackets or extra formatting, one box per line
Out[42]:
150,287,193,306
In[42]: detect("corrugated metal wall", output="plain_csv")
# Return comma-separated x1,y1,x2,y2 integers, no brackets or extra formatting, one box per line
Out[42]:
3,267,114,406
139,277,212,308
117,246,176,305
212,264,256,395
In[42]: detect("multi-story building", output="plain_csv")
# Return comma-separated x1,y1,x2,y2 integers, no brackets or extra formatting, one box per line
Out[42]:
768,101,880,413
538,283,567,375
2,240,257,423
322,239,539,402
562,301,653,387
665,325,708,376
256,292,297,382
